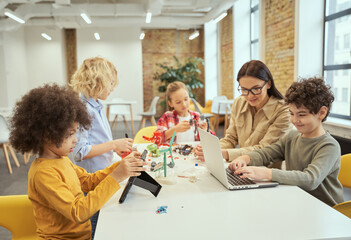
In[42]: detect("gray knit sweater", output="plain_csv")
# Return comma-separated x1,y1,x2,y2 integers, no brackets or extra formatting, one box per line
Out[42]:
248,130,344,206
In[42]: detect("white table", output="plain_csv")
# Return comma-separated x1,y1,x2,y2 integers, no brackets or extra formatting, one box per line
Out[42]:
95,149,351,240
104,100,137,135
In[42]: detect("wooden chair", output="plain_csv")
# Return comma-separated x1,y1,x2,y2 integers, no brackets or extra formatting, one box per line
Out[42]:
0,195,37,240
138,96,160,130
211,96,228,133
0,114,20,174
109,98,131,131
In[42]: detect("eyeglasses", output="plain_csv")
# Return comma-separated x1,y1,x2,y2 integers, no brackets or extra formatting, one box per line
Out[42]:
237,81,268,96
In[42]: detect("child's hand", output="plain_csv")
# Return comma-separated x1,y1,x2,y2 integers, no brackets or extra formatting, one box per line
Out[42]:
198,121,207,130
113,138,133,154
234,166,272,181
228,155,250,171
175,120,191,133
110,152,147,183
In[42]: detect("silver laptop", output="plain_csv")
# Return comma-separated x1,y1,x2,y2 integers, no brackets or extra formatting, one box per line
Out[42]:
199,129,279,190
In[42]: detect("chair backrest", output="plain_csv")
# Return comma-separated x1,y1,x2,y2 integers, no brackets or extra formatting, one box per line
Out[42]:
146,96,160,115
211,96,228,115
190,98,203,114
339,154,351,188
0,114,10,143
133,126,157,143
109,98,131,116
333,200,351,218
0,195,37,240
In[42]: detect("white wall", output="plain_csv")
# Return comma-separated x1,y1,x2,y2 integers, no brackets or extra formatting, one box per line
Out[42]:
25,26,66,89
204,20,218,102
77,27,143,120
1,28,28,108
233,0,251,98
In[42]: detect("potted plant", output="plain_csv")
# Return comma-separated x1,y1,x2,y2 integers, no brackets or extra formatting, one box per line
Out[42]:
153,56,204,110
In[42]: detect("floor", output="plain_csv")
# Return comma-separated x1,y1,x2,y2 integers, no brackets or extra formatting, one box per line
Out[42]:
0,120,226,239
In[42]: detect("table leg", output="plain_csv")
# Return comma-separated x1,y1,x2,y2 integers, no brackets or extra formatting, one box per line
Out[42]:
130,105,135,135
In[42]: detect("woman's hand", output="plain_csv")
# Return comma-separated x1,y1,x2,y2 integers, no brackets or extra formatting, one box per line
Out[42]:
228,155,250,171
110,152,147,183
234,166,272,181
193,145,205,161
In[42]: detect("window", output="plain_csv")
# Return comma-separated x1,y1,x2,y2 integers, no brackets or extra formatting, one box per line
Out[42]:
345,33,350,48
336,36,340,49
250,0,259,60
342,87,349,101
324,0,351,119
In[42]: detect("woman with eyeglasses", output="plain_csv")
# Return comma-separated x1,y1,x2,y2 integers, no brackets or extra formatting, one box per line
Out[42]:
195,60,291,165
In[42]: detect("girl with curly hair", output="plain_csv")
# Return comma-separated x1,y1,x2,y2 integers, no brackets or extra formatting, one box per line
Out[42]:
10,84,146,239
228,77,344,207
70,57,133,174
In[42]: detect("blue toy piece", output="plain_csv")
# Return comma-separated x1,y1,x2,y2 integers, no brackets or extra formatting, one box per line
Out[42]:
156,205,168,214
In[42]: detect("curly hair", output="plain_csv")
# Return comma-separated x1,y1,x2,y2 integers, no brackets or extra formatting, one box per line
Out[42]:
69,57,118,98
9,84,91,155
285,77,334,122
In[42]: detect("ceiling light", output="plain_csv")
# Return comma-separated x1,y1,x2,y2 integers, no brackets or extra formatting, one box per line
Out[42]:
4,10,25,24
189,30,199,40
213,12,227,23
80,13,92,24
139,31,145,40
41,33,52,41
145,11,152,23
94,32,100,40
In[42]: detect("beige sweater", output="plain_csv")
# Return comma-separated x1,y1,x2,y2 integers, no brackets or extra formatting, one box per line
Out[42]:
220,96,291,161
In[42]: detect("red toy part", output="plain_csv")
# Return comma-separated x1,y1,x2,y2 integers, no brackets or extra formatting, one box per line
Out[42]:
142,131,163,146
121,151,131,158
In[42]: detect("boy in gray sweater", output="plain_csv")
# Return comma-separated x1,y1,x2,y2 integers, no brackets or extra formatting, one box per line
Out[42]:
229,77,344,207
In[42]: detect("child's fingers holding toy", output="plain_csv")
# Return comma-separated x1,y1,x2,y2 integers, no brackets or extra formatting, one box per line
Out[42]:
111,152,146,183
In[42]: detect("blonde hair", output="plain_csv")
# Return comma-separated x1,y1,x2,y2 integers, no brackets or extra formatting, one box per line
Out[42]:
166,81,189,111
69,57,118,98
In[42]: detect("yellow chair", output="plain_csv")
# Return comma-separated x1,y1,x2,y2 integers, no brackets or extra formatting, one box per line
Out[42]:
333,201,351,218
338,153,351,188
133,126,157,144
0,195,37,240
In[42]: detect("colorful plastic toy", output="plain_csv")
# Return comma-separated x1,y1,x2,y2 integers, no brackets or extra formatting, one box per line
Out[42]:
143,131,163,146
147,144,160,157
156,206,168,214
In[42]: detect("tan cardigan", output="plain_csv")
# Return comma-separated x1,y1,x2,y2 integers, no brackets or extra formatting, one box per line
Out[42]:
220,96,291,161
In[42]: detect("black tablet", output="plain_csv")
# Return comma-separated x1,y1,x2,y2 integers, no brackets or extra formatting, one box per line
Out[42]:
119,149,148,203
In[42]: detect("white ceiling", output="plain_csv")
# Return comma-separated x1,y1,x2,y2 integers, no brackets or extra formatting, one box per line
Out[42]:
0,0,236,31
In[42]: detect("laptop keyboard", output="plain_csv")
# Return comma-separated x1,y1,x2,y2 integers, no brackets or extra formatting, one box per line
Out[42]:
226,168,256,186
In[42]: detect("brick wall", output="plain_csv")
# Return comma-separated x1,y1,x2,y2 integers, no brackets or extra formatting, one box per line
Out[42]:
142,29,204,116
219,9,234,99
264,0,295,96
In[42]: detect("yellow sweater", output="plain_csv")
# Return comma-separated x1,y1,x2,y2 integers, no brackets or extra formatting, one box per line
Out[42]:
28,156,121,239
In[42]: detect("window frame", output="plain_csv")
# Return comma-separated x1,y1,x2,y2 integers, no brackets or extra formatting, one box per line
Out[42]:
323,1,351,120
250,0,259,60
